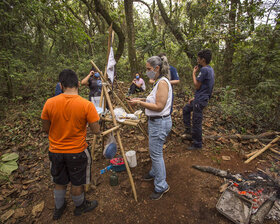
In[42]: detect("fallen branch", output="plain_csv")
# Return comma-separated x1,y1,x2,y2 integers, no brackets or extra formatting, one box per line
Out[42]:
204,135,276,143
245,136,280,164
192,165,242,183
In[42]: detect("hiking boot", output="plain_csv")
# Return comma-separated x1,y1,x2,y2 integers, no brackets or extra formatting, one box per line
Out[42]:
74,200,98,216
181,129,192,141
149,186,170,200
187,145,202,150
53,201,67,220
142,173,154,181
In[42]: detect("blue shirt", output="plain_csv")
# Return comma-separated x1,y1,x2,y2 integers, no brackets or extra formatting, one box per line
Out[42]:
170,65,179,81
195,65,215,102
55,83,62,96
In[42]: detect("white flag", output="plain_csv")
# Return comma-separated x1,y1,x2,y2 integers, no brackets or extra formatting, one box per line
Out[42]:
107,46,116,83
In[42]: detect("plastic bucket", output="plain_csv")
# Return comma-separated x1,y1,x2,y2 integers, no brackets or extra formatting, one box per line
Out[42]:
125,150,137,168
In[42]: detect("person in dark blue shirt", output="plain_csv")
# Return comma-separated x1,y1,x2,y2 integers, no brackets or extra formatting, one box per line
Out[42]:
182,49,215,150
55,82,63,96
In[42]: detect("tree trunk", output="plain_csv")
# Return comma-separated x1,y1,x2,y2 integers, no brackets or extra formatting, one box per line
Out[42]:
124,0,138,76
156,0,194,60
223,0,238,85
81,0,125,62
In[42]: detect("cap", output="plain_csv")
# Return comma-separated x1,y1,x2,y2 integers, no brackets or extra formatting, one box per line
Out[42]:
94,73,100,78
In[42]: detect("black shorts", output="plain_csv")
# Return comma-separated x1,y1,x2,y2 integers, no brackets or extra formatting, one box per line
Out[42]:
49,148,91,186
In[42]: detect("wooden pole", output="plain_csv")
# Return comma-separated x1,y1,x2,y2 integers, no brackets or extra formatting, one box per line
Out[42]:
100,126,119,137
91,60,132,114
85,134,98,192
101,117,139,126
102,83,138,202
245,136,280,163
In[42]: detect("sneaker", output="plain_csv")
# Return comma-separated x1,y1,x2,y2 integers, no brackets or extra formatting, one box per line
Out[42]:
142,173,154,181
53,201,67,220
187,145,202,150
74,200,98,216
149,186,170,200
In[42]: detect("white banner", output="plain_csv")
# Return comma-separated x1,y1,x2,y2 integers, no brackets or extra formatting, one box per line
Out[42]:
107,46,116,83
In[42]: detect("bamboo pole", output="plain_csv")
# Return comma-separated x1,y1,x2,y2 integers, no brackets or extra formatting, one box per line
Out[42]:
245,136,280,163
91,60,131,114
101,117,139,126
102,83,138,202
85,134,98,192
100,126,119,137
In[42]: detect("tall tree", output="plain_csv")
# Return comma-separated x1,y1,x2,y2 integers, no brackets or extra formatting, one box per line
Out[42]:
223,0,238,84
156,0,194,59
81,0,125,62
124,0,138,76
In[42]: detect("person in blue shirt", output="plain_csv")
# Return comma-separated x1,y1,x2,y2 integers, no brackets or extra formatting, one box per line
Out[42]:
55,82,63,96
54,71,66,96
149,53,180,114
182,49,215,150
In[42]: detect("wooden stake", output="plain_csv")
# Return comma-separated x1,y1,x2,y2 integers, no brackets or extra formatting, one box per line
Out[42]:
102,82,138,202
245,136,280,163
101,117,139,126
85,134,98,192
100,126,119,136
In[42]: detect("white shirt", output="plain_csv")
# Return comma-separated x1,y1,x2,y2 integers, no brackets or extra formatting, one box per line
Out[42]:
145,77,172,116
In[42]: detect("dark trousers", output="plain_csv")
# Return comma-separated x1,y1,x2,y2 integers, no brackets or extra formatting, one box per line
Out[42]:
128,83,144,94
183,100,207,147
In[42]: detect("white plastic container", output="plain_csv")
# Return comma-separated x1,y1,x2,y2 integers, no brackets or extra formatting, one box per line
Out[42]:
125,150,137,168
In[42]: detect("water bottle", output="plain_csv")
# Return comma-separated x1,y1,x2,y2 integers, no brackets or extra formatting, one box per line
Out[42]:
110,171,118,186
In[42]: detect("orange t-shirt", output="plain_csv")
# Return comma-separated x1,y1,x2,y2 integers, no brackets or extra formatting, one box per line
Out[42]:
41,94,99,153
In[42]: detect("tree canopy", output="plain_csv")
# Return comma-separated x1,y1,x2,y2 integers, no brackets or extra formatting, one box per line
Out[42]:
0,0,279,130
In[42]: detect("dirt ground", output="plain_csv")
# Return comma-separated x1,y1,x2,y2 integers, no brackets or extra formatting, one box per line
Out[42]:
13,131,279,224
1,92,279,224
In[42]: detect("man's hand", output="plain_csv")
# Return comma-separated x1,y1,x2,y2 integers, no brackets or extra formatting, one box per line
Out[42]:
193,65,199,74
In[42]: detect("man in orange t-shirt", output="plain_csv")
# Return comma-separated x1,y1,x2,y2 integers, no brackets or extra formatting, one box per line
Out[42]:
41,69,100,220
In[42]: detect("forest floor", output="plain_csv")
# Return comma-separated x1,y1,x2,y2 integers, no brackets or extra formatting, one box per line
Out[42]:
0,85,279,224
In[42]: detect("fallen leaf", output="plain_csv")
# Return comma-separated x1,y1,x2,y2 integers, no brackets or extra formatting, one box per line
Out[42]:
1,210,14,222
219,183,229,192
19,190,28,197
32,201,44,217
14,208,25,219
137,147,147,153
136,136,145,141
222,156,231,161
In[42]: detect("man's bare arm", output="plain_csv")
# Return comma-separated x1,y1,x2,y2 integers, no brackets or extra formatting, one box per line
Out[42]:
89,121,100,135
42,119,51,133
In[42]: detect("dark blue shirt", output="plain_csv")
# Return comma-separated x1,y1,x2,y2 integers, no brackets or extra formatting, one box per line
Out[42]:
195,65,215,102
55,82,62,96
170,65,179,81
